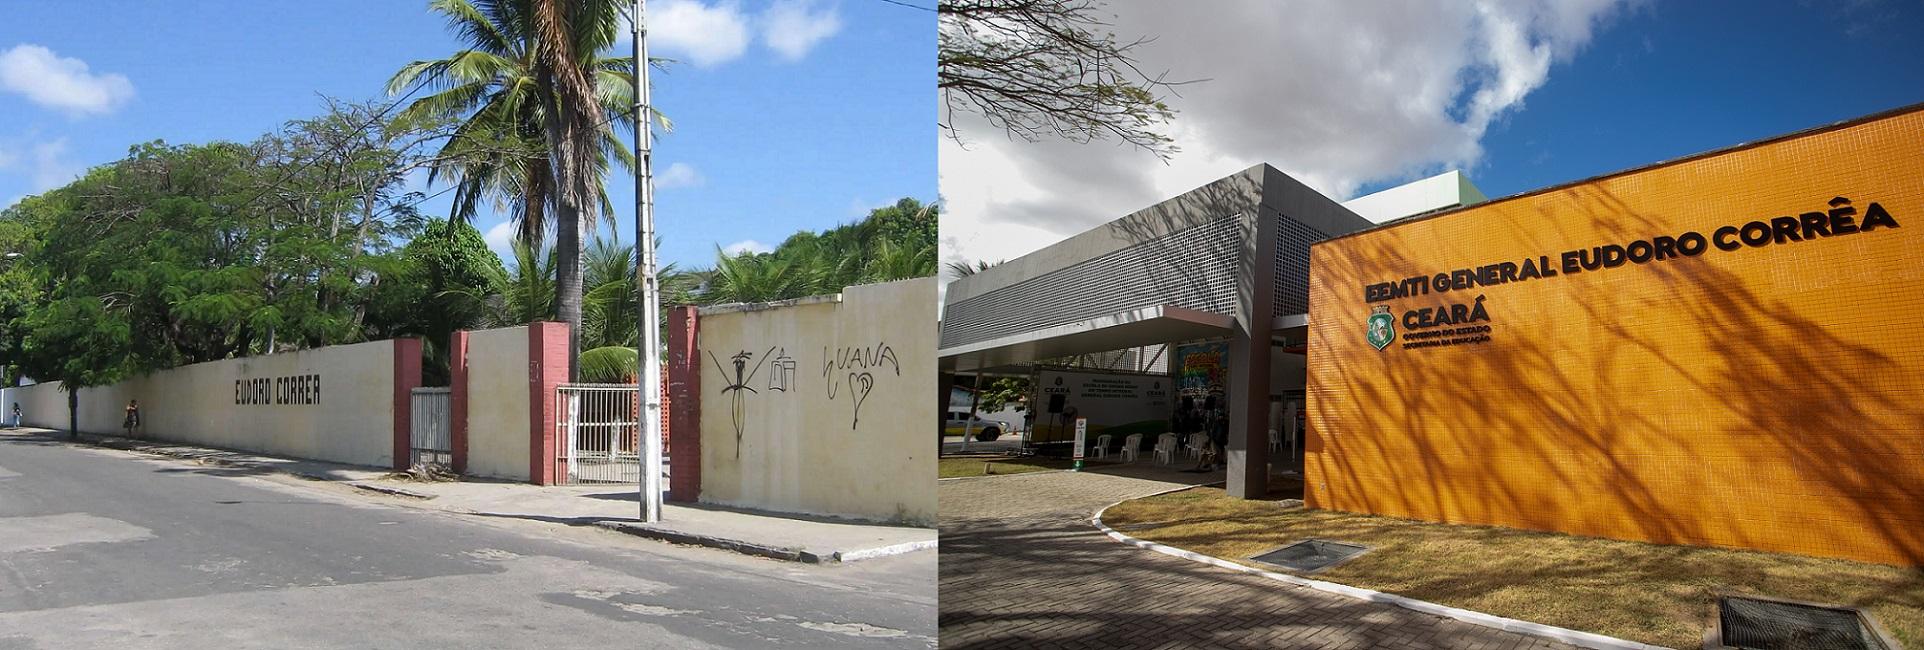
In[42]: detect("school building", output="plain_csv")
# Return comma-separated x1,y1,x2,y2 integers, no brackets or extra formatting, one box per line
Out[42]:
938,102,1924,565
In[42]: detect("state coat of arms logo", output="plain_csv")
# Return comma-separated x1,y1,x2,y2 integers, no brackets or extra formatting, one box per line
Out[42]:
1366,305,1395,350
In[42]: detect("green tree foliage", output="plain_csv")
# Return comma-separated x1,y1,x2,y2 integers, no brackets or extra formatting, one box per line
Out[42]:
0,100,491,419
409,219,509,299
698,198,939,304
29,142,360,368
974,376,1031,413
368,219,509,384
577,345,638,383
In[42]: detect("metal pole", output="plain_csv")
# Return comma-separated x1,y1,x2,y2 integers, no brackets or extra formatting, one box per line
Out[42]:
961,369,984,451
633,0,664,523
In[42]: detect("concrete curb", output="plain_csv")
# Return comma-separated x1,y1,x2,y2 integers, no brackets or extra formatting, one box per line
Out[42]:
345,482,438,500
591,521,936,565
594,521,820,563
834,539,939,562
1089,493,1667,650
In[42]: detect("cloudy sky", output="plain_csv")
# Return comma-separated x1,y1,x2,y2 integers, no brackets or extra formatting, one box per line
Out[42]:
939,0,1924,273
0,0,934,268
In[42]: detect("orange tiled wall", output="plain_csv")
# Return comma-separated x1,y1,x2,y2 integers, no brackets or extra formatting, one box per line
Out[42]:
1304,108,1924,565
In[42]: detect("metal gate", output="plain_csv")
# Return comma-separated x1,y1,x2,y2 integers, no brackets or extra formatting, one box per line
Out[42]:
554,384,641,484
410,387,452,467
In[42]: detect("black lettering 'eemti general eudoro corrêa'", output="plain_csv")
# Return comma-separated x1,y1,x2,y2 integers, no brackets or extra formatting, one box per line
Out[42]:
1363,196,1900,302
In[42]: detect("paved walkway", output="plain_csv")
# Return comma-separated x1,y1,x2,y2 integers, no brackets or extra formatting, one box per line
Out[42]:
939,470,1577,649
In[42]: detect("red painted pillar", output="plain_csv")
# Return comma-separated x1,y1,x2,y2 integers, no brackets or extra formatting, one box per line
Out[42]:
666,305,700,502
449,330,471,474
528,322,570,485
392,338,423,471
658,367,671,452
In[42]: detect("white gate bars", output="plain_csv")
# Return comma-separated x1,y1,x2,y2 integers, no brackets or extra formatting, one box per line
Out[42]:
554,384,642,484
409,387,452,468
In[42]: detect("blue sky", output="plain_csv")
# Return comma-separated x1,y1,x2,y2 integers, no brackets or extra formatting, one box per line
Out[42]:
1402,0,1924,200
940,0,1924,268
0,0,935,269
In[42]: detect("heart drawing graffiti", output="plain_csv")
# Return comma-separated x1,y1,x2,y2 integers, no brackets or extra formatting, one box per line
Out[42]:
848,372,874,428
823,342,897,430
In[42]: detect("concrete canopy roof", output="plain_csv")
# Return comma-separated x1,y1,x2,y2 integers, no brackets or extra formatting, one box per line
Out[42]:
939,304,1234,373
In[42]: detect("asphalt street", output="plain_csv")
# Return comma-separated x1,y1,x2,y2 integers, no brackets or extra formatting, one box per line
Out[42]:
0,432,934,648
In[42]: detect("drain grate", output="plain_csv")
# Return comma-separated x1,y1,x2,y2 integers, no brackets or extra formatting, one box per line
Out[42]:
1249,539,1367,573
1715,595,1894,650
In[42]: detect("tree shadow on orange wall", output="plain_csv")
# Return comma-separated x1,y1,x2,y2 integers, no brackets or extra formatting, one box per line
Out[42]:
1306,182,1924,568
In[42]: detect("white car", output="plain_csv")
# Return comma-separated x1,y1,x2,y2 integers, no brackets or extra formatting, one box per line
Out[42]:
944,412,1009,441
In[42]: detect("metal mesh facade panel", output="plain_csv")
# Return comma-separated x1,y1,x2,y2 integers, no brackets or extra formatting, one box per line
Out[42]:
941,214,1245,349
1274,214,1328,317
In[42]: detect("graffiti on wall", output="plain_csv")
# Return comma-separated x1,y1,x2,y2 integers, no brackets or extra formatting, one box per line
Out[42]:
768,348,795,392
709,347,773,458
705,341,902,443
822,342,899,430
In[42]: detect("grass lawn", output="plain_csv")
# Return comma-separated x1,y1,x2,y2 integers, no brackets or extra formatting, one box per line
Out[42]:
938,456,1075,478
1102,487,1924,649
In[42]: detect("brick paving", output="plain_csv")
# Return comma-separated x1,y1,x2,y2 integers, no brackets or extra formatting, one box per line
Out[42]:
939,470,1579,649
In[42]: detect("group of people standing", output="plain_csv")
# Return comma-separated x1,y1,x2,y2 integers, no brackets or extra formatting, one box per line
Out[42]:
1173,395,1230,471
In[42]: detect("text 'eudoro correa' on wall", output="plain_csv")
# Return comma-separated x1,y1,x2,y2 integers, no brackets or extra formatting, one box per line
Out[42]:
235,374,321,405
1362,196,1901,303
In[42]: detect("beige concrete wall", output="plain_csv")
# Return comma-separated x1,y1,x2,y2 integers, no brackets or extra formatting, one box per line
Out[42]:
463,325,532,481
6,340,401,467
696,277,937,524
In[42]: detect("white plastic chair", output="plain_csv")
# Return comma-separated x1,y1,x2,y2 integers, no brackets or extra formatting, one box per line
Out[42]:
1186,433,1208,460
1154,433,1178,465
1268,428,1281,453
1119,433,1144,462
1089,433,1113,460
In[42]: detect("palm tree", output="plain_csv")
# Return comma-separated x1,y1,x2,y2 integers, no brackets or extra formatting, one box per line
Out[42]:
580,236,637,349
947,259,999,277
501,240,558,325
865,238,937,282
706,249,813,304
390,0,661,377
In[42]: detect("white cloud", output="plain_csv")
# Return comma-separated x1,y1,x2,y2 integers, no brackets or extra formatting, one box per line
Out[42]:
940,0,1635,269
0,137,79,192
482,220,516,252
649,0,752,68
721,239,772,256
655,161,704,188
0,44,134,116
761,0,842,61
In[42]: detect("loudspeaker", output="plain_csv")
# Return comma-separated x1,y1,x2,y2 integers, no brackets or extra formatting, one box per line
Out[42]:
1047,394,1066,414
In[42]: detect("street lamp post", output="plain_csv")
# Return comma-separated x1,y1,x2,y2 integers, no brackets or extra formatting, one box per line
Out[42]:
632,0,665,524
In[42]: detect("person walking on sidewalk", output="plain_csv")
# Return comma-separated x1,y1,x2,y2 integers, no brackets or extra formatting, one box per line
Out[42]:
123,399,141,439
9,402,19,429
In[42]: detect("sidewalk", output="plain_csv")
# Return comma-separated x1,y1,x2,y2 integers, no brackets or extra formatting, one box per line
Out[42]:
387,481,937,564
6,427,935,565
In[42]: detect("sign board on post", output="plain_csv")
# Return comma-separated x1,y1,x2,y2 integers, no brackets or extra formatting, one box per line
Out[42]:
1072,417,1088,471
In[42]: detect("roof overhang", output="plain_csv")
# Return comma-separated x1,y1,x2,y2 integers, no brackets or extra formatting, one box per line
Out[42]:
940,304,1235,373
1273,313,1309,354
